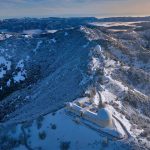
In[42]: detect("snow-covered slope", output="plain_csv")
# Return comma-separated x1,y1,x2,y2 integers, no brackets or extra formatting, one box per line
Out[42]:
0,18,150,150
0,28,91,123
0,108,140,150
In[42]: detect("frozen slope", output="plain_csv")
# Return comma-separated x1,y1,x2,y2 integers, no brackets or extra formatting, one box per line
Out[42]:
0,109,138,150
0,28,91,123
0,19,150,150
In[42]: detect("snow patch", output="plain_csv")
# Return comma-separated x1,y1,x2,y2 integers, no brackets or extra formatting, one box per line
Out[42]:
33,41,43,52
0,56,11,78
13,59,27,83
50,38,56,43
13,71,26,83
64,32,68,36
16,60,24,69
23,29,42,35
47,30,57,33
7,79,11,87
101,90,117,102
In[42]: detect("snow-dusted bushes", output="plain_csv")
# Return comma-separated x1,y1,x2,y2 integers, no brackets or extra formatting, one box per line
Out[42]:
60,141,71,150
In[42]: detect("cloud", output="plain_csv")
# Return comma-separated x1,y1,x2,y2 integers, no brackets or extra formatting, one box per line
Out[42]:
0,0,150,18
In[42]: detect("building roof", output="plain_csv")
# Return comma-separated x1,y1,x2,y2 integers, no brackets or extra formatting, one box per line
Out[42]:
97,108,112,121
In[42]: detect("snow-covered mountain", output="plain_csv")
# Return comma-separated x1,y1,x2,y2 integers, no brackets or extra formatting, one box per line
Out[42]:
0,17,150,150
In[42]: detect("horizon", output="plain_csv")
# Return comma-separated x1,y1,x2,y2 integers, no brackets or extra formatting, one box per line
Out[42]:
0,0,150,19
1,15,150,20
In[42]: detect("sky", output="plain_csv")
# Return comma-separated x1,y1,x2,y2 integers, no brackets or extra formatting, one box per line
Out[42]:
0,0,150,19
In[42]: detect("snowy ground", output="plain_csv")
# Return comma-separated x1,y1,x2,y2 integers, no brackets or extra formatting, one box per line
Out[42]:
0,108,135,150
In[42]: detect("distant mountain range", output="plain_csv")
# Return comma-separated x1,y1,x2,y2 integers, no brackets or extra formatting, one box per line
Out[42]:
0,16,150,32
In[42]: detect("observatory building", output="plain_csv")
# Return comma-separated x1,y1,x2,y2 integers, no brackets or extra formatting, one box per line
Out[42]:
66,96,126,139
66,98,112,128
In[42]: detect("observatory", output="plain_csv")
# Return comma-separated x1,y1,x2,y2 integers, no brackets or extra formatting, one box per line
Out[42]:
66,98,112,128
66,96,126,139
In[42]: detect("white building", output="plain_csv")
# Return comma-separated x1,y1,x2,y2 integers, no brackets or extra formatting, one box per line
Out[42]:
66,97,126,139
66,100,112,128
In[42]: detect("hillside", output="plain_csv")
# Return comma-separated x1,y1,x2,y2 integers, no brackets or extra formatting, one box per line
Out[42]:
0,17,150,150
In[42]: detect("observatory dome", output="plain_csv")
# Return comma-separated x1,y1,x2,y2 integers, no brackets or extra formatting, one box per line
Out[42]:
97,108,112,127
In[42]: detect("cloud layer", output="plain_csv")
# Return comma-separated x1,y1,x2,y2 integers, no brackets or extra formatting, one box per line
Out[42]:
0,0,150,19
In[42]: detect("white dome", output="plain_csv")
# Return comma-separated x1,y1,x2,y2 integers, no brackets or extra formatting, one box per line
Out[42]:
97,108,112,121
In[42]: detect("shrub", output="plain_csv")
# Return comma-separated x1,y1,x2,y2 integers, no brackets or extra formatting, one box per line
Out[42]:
36,116,44,129
38,131,46,140
60,141,70,150
51,124,57,130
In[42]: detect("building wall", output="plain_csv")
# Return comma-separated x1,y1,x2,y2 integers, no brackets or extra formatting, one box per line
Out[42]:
66,103,112,128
